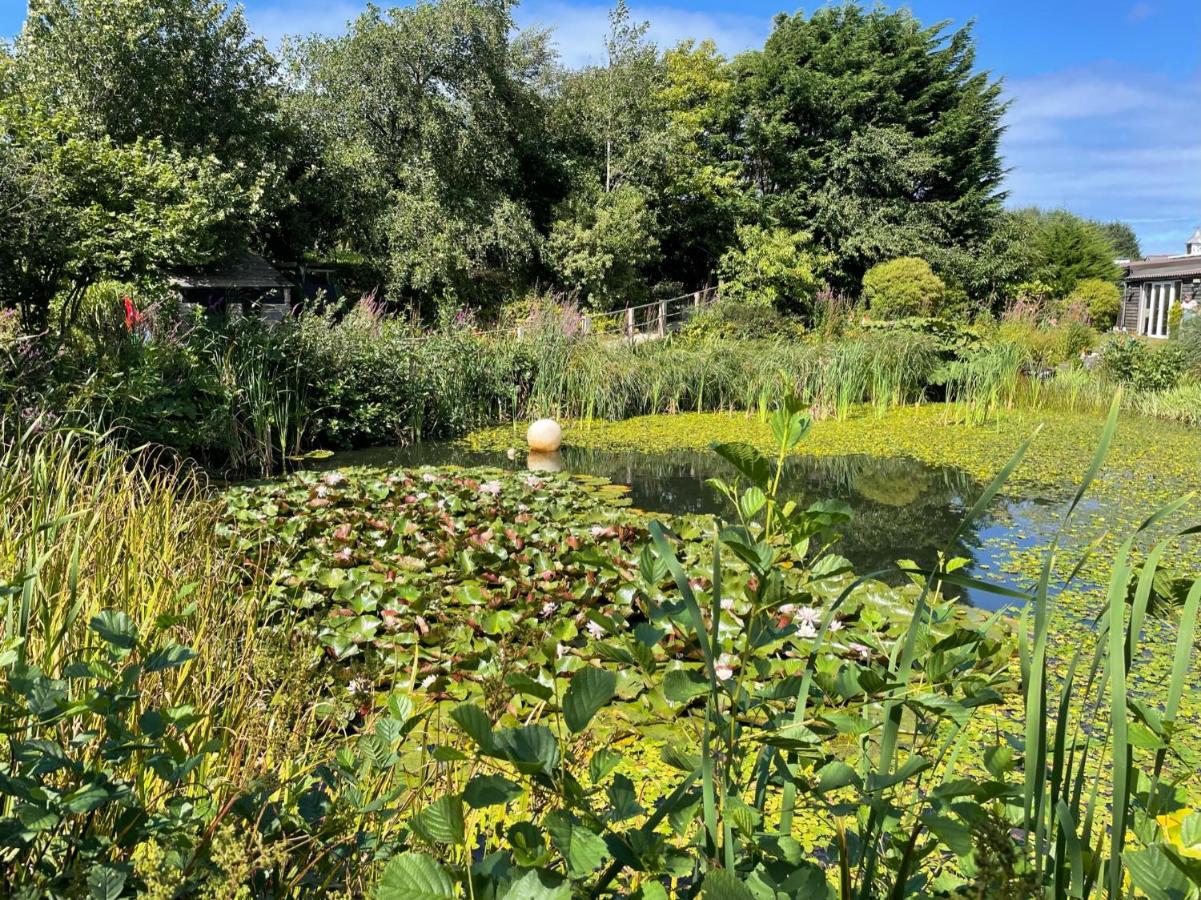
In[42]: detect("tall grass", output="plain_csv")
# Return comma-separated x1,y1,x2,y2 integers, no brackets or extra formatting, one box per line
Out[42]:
522,330,939,423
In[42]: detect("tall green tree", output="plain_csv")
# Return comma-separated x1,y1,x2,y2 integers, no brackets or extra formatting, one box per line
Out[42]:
1022,209,1122,298
14,0,282,244
283,0,550,313
1095,220,1141,260
0,94,253,332
733,4,1007,290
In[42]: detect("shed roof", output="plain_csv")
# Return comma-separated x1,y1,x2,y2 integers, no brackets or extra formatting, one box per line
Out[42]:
170,250,292,290
1124,255,1201,281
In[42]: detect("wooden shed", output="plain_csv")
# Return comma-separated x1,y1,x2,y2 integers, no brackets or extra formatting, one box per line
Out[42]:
170,250,294,321
1119,228,1201,338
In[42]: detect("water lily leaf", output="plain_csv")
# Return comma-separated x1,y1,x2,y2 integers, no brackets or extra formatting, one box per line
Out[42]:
376,852,456,900
663,668,709,703
562,667,616,733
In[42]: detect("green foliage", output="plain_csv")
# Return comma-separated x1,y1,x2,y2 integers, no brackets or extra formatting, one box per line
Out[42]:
1099,335,1188,393
545,184,660,308
735,4,1006,289
862,257,947,319
1068,277,1122,329
1095,219,1142,259
716,225,823,316
681,301,804,343
1024,209,1122,298
0,98,254,332
281,0,547,313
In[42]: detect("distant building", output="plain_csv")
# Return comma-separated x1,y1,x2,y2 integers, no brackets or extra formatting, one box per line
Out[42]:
170,250,294,322
1118,228,1201,338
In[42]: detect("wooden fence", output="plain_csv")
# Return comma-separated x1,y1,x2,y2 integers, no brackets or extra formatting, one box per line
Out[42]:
495,285,720,341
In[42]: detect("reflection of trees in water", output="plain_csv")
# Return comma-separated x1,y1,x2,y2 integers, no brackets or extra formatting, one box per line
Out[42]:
314,443,988,594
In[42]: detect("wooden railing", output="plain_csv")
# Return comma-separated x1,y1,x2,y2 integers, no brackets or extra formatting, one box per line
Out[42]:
483,285,720,341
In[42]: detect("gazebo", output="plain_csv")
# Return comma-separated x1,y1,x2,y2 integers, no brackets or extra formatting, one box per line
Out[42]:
170,250,294,321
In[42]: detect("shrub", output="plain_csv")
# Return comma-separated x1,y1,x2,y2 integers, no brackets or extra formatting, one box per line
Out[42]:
1067,277,1121,329
862,257,946,319
1099,334,1188,392
716,224,823,316
680,300,803,342
1178,316,1201,372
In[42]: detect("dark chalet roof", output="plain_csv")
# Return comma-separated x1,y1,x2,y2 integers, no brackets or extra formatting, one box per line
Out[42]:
1124,254,1201,281
170,250,292,290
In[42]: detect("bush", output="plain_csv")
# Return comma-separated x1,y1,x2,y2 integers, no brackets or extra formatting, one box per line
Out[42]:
1099,334,1188,392
1067,277,1121,329
862,257,946,319
997,319,1096,370
716,224,823,316
680,300,803,342
1177,316,1201,371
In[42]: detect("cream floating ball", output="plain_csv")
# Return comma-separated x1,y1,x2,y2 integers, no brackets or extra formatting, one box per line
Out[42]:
526,418,562,452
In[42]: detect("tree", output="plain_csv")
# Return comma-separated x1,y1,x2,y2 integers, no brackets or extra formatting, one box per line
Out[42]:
545,184,659,308
862,257,947,319
283,0,548,313
1023,209,1121,298
716,225,823,316
14,0,283,236
0,96,253,332
733,4,1006,290
1095,220,1141,260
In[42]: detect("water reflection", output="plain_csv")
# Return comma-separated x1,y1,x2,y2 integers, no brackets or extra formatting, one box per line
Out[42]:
309,442,1012,606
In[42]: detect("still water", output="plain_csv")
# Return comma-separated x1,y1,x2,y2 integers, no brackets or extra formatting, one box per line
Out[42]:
308,443,1050,611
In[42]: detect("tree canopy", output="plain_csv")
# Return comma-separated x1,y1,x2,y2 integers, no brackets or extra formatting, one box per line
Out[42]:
0,0,1149,324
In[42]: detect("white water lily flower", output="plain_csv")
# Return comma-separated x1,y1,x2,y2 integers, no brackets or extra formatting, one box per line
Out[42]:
779,603,797,617
720,597,735,612
714,653,736,681
480,480,502,495
541,601,558,617
795,606,821,626
415,492,429,501
421,472,438,483
828,618,844,633
322,471,347,487
795,621,818,639
420,674,437,689
586,620,606,639
526,475,542,488
849,641,870,660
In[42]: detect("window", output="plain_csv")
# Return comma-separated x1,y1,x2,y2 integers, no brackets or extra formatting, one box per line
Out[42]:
1139,281,1178,338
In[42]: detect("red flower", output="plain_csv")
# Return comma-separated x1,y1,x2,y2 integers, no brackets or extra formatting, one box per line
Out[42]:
122,296,143,332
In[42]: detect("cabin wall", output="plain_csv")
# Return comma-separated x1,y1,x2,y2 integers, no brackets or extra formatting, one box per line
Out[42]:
1119,278,1201,335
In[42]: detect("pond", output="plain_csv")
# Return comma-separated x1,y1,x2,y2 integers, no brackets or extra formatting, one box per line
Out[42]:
306,443,1056,611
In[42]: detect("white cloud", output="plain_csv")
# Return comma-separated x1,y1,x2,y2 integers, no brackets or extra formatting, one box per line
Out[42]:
1001,64,1201,253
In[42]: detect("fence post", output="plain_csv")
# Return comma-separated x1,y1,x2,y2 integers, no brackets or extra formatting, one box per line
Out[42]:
516,325,523,341
625,306,635,337
693,290,701,309
657,298,667,337
582,314,590,335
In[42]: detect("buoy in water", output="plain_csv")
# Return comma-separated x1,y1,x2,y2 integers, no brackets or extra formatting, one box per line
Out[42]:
526,418,562,452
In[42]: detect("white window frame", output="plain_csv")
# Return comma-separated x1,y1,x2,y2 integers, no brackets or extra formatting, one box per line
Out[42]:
1139,281,1179,338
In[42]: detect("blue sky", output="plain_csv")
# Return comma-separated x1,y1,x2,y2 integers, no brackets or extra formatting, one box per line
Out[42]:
3,0,1198,254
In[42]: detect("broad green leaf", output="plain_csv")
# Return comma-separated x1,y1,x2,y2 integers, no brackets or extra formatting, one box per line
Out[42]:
544,810,610,878
376,852,456,900
464,775,521,809
562,666,616,733
493,726,560,776
712,442,772,489
701,868,755,899
411,794,465,845
450,703,494,753
90,610,137,650
88,864,127,900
